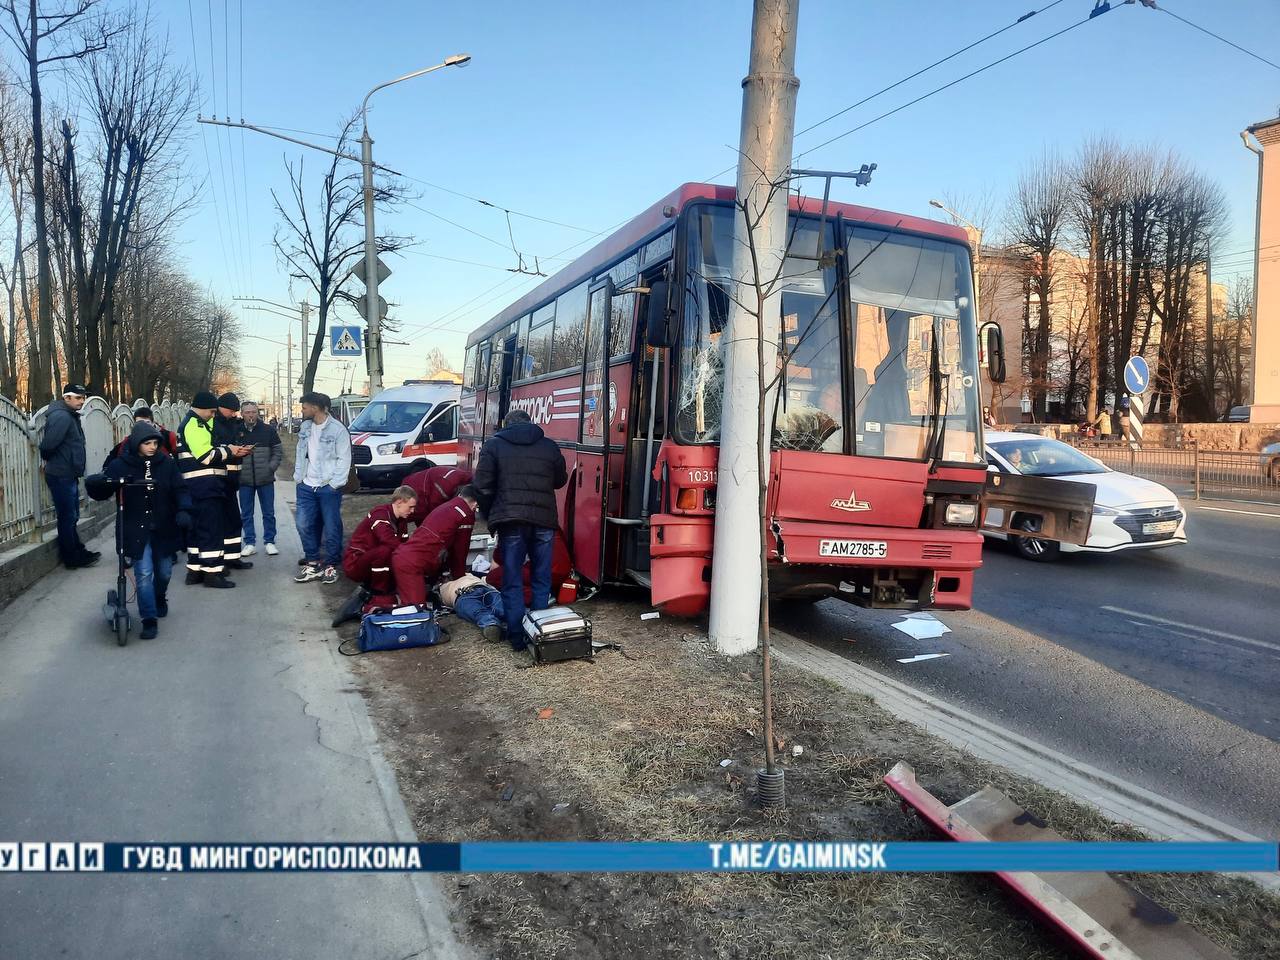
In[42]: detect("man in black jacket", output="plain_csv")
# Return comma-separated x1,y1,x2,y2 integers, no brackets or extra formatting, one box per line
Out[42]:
215,392,252,571
39,383,98,568
233,400,283,557
473,409,568,649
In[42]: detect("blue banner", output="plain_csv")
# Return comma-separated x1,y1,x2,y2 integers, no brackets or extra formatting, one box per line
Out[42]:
2,841,1276,874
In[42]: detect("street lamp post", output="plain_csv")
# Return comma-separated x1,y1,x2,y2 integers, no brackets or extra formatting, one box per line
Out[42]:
360,53,470,397
929,199,983,323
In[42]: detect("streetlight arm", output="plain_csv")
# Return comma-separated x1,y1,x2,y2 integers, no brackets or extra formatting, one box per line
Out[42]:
361,54,471,123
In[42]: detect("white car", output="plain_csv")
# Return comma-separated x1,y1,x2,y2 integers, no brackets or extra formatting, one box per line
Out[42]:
982,431,1187,561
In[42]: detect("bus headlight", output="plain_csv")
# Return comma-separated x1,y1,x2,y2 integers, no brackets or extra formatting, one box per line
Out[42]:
944,502,978,526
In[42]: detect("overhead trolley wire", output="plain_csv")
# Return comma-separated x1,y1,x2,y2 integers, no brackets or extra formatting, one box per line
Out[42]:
795,6,1117,162
186,0,239,296
1156,2,1280,73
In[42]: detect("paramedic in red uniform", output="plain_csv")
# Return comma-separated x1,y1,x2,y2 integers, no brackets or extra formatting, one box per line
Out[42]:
403,464,472,527
333,485,417,625
392,485,478,606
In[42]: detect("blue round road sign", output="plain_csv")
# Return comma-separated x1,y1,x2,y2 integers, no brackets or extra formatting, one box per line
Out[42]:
1124,355,1149,395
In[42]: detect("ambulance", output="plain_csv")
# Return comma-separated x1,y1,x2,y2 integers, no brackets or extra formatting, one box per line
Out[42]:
348,380,461,488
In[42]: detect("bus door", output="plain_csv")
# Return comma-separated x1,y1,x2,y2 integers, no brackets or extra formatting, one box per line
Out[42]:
476,341,493,438
621,269,669,574
573,280,613,584
497,332,517,423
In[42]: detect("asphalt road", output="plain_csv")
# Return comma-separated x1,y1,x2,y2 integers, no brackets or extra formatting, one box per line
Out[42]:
774,500,1280,839
0,484,461,960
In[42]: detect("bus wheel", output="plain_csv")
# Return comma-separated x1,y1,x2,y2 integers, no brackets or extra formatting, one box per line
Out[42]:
1011,516,1060,562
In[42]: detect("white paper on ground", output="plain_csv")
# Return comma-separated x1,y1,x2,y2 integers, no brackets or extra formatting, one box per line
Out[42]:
897,653,950,664
903,612,939,620
891,618,951,640
640,611,660,621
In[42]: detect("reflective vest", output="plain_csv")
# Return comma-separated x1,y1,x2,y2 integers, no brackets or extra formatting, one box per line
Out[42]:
177,410,229,499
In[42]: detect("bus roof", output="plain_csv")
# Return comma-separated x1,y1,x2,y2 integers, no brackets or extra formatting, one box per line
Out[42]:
464,182,970,349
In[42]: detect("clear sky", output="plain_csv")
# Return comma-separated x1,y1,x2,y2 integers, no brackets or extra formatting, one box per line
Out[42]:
152,0,1280,401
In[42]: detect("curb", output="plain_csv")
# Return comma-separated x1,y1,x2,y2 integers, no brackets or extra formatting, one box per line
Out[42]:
771,631,1278,888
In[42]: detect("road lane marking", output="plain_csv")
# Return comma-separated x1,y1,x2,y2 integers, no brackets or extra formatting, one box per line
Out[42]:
1103,606,1280,653
1191,505,1280,519
1126,620,1280,662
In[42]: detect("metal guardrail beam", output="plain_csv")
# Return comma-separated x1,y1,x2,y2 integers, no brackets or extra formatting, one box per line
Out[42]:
1070,439,1280,505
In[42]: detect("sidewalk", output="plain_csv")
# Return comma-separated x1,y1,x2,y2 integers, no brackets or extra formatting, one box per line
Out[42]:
0,481,466,960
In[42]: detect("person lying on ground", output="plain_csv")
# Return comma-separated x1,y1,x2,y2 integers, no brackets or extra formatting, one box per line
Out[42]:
86,422,193,640
438,573,505,643
391,485,478,607
333,485,417,626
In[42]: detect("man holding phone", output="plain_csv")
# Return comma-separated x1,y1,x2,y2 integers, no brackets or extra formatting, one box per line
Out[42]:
235,400,283,557
215,393,255,571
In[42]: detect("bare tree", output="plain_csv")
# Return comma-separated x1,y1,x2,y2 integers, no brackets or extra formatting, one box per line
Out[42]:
1070,137,1124,423
1145,169,1226,420
46,12,194,395
424,346,453,378
0,0,115,402
271,115,411,394
1007,153,1070,417
0,73,32,400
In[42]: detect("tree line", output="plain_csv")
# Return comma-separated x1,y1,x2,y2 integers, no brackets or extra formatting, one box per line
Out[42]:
0,1,239,410
1000,137,1251,423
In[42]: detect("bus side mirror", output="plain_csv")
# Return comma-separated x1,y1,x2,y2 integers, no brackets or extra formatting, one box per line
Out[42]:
985,325,1006,384
645,280,672,348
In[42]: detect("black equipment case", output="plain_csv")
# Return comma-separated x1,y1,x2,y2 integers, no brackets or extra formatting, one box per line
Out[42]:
522,606,593,664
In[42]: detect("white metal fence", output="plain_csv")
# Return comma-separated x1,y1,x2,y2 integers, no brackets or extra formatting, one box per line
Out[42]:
0,395,188,551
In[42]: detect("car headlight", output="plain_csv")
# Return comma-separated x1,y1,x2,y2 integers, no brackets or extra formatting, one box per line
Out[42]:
944,502,978,526
375,441,403,455
1093,505,1123,516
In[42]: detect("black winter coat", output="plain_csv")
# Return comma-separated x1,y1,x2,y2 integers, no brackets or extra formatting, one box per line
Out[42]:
39,398,87,478
90,424,193,561
474,422,568,530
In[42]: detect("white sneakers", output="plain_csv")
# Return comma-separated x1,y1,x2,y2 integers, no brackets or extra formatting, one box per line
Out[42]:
241,544,257,557
265,543,279,556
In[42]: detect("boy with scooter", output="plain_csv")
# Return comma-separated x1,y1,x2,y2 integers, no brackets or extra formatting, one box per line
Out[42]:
87,422,192,640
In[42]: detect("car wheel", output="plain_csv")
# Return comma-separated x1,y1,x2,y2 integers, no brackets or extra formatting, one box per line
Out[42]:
1011,516,1061,562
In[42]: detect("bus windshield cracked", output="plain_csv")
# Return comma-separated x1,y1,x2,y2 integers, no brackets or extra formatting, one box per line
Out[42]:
677,204,983,463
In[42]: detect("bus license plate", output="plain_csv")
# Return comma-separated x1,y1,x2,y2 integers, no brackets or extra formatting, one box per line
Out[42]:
819,539,888,559
1142,520,1177,535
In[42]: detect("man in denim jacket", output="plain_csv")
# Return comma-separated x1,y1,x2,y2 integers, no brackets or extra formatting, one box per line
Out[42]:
293,392,352,585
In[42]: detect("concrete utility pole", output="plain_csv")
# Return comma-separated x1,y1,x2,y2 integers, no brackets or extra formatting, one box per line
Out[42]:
300,300,310,396
708,0,800,656
1204,243,1215,417
286,330,293,431
360,54,471,397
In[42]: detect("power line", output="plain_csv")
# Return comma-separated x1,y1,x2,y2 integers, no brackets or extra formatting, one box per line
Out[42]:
401,247,514,272
237,0,254,295
794,6,1116,162
794,0,1068,141
1157,2,1280,72
393,170,599,234
400,199,575,266
186,0,239,296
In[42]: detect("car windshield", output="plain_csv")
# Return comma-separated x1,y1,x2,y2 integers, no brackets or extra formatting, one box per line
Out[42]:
990,438,1109,477
349,400,433,434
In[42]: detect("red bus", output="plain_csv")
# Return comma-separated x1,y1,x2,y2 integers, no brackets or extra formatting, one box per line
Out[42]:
459,183,1089,616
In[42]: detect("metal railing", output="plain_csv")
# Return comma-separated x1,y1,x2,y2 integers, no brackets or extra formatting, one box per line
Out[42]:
0,394,188,551
1072,440,1280,504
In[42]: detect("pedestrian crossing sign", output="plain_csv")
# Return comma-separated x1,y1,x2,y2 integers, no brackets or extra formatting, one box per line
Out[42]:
330,325,363,357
